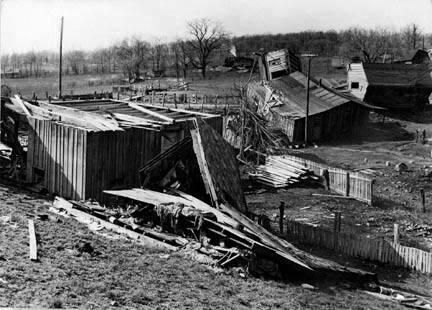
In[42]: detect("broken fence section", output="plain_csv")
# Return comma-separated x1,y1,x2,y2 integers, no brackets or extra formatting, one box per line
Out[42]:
286,219,432,275
130,92,242,110
281,154,374,205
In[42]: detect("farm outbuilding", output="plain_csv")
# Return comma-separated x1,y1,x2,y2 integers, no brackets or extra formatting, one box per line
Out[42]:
5,98,222,201
258,49,301,80
347,62,432,110
247,71,371,143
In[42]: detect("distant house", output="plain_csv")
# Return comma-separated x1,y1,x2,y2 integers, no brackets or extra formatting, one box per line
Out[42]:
224,56,255,69
347,62,432,109
247,71,371,143
1,68,21,79
393,49,431,64
258,49,301,80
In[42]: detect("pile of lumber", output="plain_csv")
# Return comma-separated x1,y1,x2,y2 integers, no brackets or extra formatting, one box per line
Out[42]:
249,155,320,188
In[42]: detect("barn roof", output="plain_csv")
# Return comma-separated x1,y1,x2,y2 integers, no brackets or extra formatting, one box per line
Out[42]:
6,98,219,132
47,99,218,124
261,72,374,119
362,63,432,87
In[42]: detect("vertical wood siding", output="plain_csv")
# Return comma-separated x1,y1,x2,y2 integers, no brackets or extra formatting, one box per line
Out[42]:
27,118,87,200
85,128,162,202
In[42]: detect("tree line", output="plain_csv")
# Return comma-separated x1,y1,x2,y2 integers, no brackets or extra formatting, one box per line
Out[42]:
1,21,429,81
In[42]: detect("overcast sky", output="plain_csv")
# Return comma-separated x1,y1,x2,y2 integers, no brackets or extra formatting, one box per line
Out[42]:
1,0,432,54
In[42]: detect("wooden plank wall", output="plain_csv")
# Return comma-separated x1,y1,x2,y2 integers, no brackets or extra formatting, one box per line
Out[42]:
290,103,369,143
85,127,162,202
347,63,368,100
280,154,373,204
27,118,87,200
285,219,432,274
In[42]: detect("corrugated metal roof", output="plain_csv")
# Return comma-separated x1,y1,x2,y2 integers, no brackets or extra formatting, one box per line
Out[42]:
249,71,380,120
267,73,351,119
362,63,432,87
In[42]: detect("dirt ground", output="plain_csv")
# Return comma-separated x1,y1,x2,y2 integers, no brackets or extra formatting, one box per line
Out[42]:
247,113,432,252
0,182,415,309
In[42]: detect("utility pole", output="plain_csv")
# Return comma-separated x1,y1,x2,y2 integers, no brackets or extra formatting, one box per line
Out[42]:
0,0,2,135
301,53,318,145
0,1,2,138
58,16,64,98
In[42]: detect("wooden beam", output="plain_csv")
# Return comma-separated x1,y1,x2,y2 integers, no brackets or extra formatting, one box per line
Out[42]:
52,197,177,251
128,102,175,123
12,95,31,117
218,203,312,271
28,219,38,261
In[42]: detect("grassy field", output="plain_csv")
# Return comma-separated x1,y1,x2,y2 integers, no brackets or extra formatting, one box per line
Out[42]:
0,183,410,309
2,73,123,99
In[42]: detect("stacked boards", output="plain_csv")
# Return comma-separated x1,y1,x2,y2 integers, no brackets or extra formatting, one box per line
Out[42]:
249,155,320,188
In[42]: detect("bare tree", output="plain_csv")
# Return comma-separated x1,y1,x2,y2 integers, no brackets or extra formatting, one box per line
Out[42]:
339,27,401,63
171,40,190,79
149,40,167,77
65,50,86,75
402,23,423,50
186,18,229,78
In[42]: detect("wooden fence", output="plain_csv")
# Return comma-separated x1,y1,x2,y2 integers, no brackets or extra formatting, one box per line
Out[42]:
129,92,242,110
285,219,432,274
281,154,373,205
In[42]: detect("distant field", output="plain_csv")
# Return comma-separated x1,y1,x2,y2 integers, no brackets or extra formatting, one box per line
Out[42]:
2,73,123,99
1,60,346,100
2,71,255,99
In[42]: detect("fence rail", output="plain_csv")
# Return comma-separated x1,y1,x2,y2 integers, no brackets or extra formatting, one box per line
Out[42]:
285,219,432,274
281,154,374,205
127,92,242,110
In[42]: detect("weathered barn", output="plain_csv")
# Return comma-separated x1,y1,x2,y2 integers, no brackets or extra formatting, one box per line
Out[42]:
6,99,222,201
248,71,371,143
347,62,432,109
258,49,301,80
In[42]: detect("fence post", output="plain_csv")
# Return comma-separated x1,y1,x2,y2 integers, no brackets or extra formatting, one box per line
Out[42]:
378,238,384,261
333,211,341,250
420,188,426,213
394,224,399,244
215,94,218,109
322,169,330,191
151,91,155,104
279,202,285,234
345,172,350,197
173,93,176,105
202,95,205,110
162,93,165,106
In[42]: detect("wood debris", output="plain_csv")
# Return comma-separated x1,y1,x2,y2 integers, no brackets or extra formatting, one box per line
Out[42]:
249,155,320,188
28,219,38,261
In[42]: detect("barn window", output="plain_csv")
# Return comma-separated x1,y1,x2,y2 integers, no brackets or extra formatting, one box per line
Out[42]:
268,58,281,66
351,82,360,89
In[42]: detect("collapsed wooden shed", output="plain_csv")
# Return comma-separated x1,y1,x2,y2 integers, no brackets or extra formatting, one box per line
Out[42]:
248,71,372,143
258,49,301,80
6,99,222,201
347,62,432,110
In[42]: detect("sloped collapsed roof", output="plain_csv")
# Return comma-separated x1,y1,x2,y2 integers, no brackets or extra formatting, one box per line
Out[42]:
249,71,377,120
5,98,219,132
362,63,432,87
